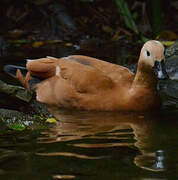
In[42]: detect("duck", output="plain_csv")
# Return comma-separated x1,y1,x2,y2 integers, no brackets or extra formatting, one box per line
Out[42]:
4,40,168,111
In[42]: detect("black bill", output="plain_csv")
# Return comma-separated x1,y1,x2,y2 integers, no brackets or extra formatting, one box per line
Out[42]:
153,60,169,80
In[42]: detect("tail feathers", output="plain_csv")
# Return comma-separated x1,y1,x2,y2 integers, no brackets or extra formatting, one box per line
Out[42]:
4,65,27,78
4,65,41,91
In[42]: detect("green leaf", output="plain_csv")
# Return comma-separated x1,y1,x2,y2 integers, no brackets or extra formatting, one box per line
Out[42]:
46,118,57,123
10,124,26,131
161,41,175,47
141,35,150,43
115,0,138,34
151,0,162,36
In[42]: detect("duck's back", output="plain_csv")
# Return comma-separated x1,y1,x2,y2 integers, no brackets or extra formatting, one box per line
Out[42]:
27,55,135,84
64,55,135,82
27,55,135,110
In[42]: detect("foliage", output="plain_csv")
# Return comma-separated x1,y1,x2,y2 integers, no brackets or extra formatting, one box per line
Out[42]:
9,124,26,131
114,0,138,34
46,118,57,123
151,0,162,36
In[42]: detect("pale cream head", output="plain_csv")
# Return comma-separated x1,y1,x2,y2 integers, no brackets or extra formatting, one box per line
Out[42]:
139,40,165,67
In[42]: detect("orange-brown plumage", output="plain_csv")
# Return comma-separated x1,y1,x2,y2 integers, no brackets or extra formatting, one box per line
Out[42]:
8,40,168,111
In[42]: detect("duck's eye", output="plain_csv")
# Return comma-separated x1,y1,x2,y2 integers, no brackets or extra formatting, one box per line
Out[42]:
146,50,150,57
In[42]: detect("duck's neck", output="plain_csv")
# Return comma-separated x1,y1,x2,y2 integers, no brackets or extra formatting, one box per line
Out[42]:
133,61,158,90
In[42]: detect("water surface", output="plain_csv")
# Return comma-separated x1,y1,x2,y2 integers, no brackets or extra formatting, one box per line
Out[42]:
0,108,178,180
0,42,178,179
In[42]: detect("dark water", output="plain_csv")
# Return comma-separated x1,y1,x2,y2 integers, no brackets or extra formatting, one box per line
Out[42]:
0,43,178,179
0,109,178,180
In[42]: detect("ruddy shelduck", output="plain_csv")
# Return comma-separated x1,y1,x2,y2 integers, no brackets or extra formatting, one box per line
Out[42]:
4,40,168,111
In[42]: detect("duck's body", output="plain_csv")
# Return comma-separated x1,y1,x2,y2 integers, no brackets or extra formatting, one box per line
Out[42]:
28,55,159,111
4,40,168,111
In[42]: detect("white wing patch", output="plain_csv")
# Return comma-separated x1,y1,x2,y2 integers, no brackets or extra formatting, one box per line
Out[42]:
26,59,35,63
56,66,61,76
46,56,58,60
62,56,70,60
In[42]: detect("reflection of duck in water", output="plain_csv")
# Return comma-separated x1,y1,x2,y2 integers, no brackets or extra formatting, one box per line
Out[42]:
38,107,166,171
